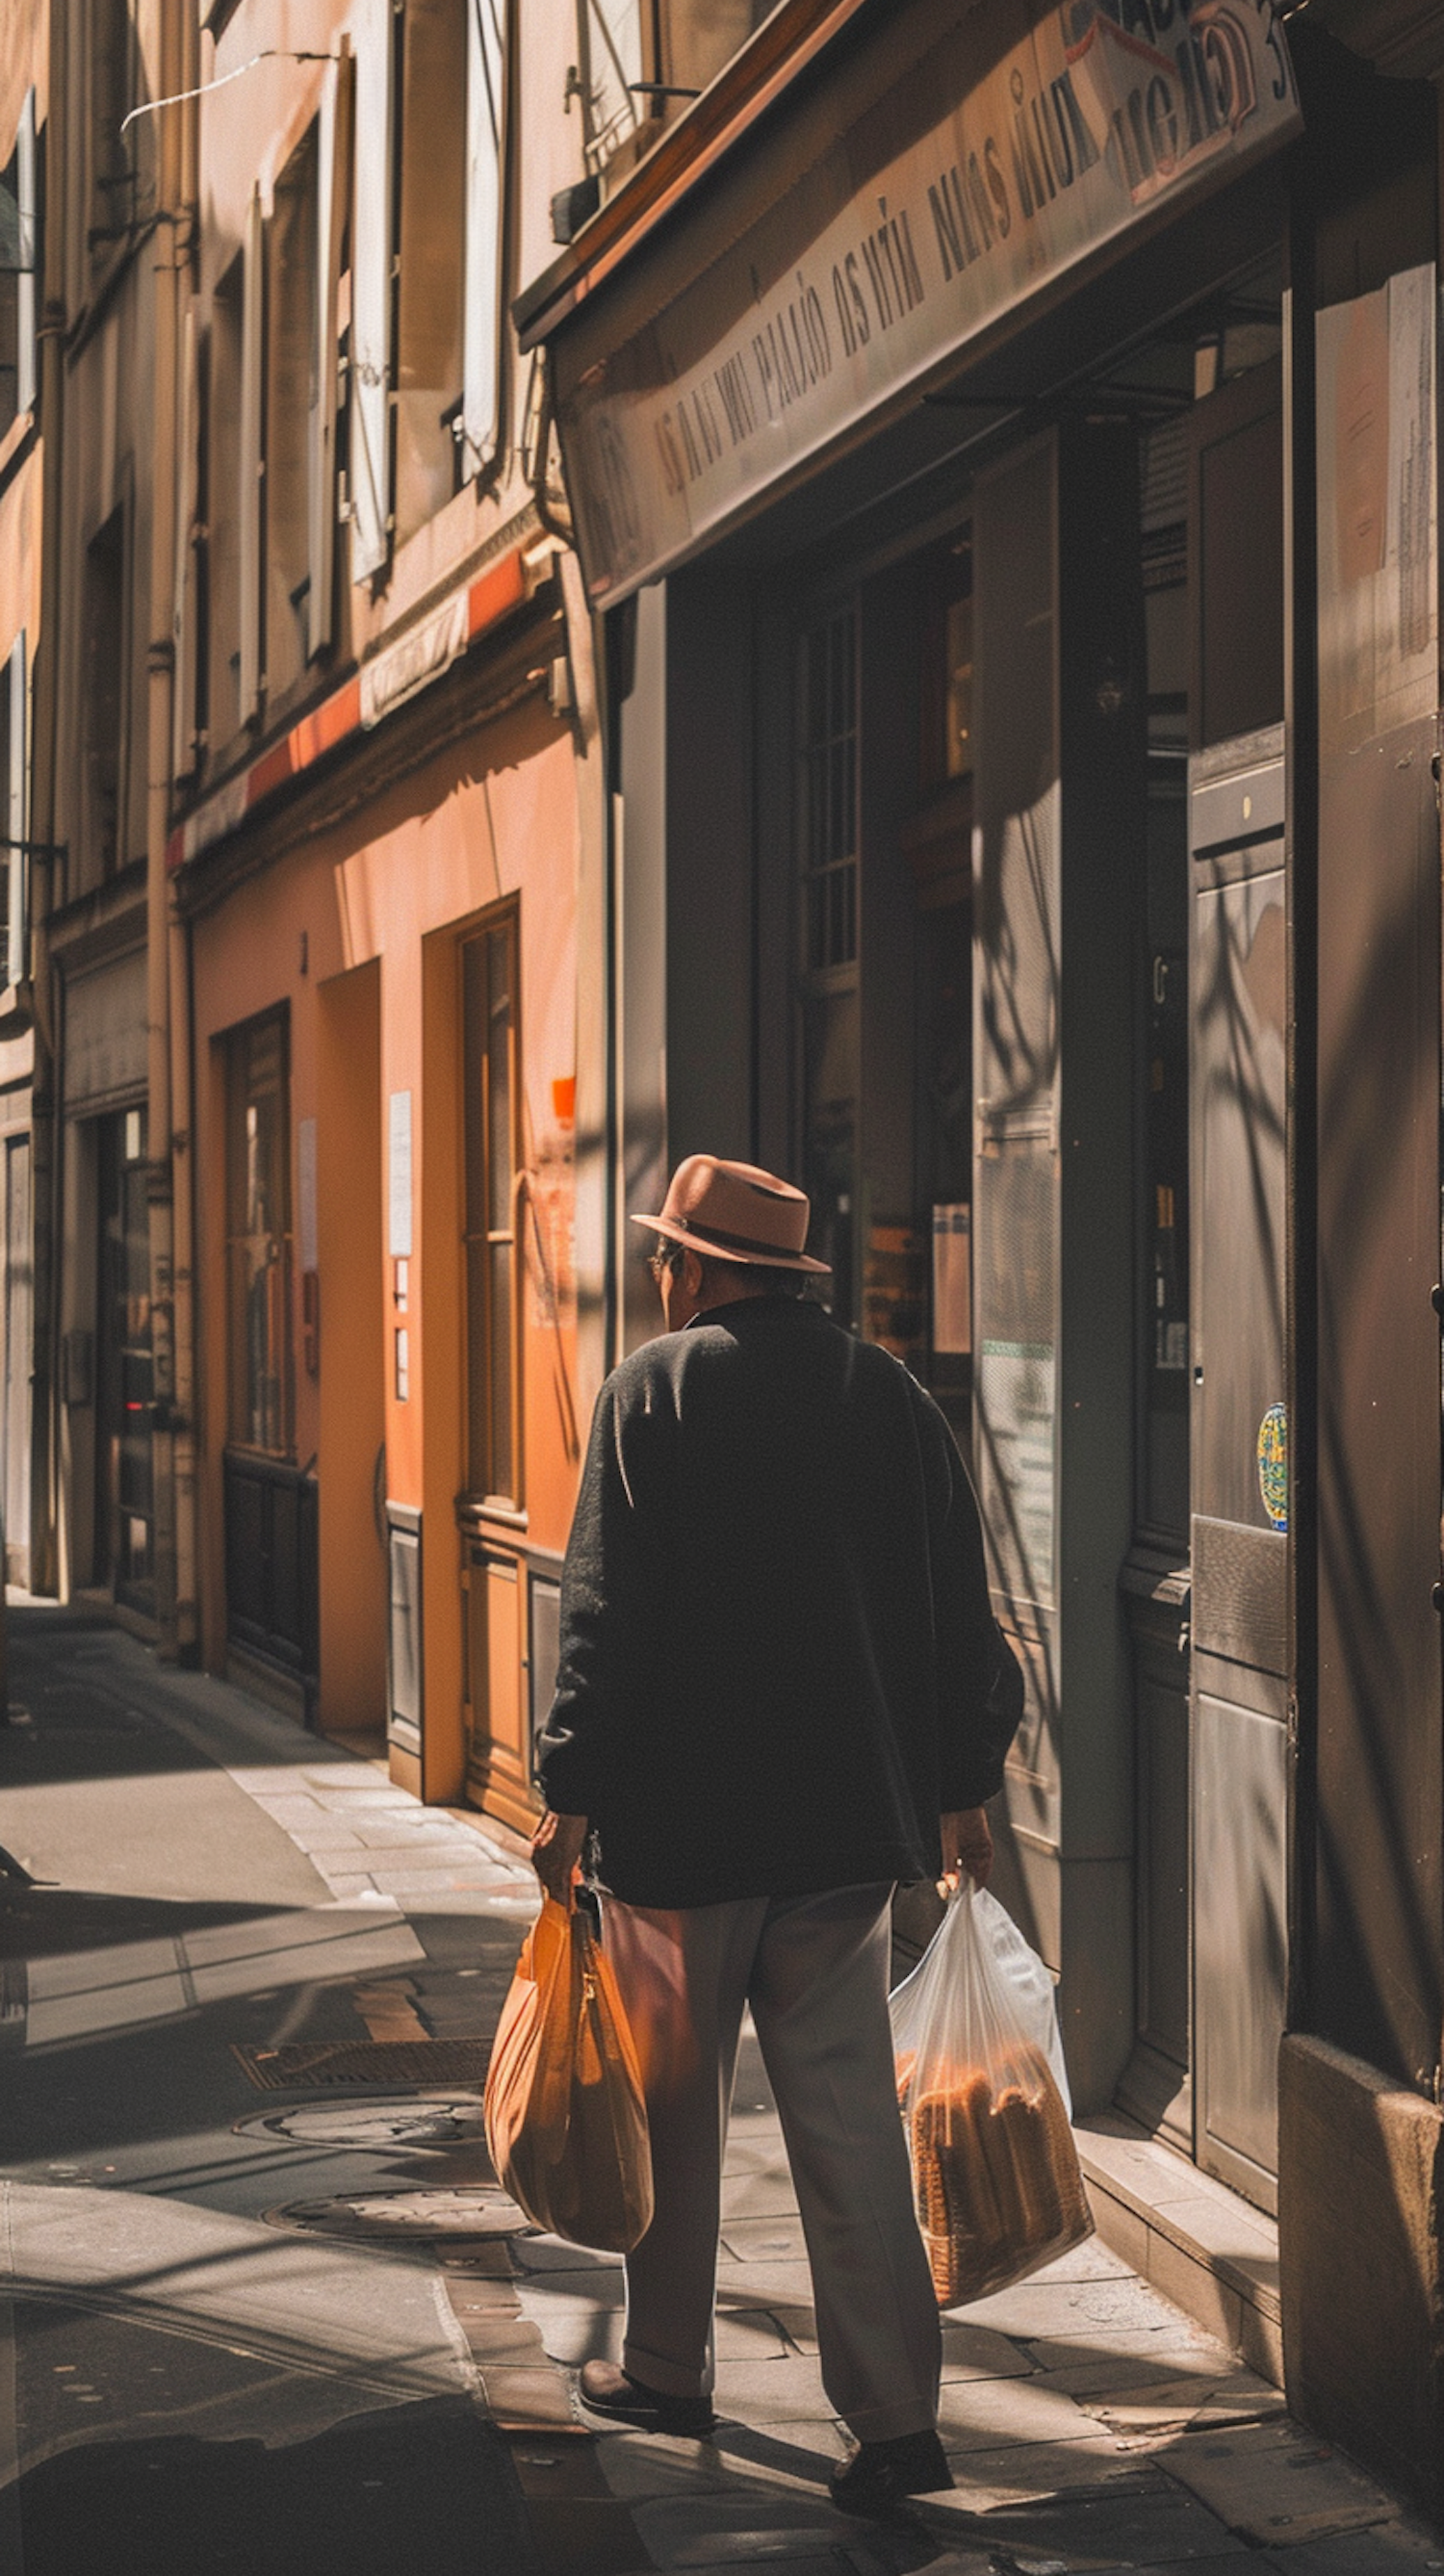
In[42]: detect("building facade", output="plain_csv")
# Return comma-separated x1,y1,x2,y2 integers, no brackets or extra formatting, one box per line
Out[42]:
516,0,1444,2516
159,0,608,1826
0,0,46,1600
7,0,1443,2518
13,0,608,1826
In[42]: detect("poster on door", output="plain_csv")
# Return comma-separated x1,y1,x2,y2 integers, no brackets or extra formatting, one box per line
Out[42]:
977,1337,1056,1608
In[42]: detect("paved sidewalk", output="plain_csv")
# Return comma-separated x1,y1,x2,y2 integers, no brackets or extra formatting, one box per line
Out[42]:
3,1610,1440,2574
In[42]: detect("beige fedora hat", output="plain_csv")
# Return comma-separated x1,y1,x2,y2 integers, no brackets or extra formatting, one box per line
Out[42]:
632,1155,831,1274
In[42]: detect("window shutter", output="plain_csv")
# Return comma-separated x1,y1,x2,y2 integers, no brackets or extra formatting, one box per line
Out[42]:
309,51,350,658
349,0,394,582
5,633,26,989
461,0,506,476
172,300,200,781
239,186,265,720
16,90,36,418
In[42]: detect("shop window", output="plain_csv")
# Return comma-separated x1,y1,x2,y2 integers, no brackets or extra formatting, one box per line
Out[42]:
1139,414,1190,1546
796,608,859,1320
83,509,126,880
920,533,973,789
799,610,858,972
225,1015,294,1457
266,125,321,702
1190,358,1283,752
0,92,38,440
2,631,25,989
206,257,245,748
461,912,522,1507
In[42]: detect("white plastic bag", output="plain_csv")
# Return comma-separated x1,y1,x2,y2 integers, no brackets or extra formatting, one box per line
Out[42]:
890,1881,1093,2307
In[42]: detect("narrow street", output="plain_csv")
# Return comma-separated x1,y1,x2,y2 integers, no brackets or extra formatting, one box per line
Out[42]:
1,1609,1437,2576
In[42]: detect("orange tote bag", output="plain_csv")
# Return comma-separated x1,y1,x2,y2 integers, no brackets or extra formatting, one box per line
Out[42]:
484,1893,654,2254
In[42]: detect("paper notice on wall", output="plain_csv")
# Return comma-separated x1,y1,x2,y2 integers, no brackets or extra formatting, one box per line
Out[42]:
1333,289,1389,586
932,1203,971,1353
388,1091,413,1259
1317,265,1436,735
978,1339,1056,1606
297,1117,318,1272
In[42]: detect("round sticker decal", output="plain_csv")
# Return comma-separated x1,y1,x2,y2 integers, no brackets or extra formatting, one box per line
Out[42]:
1257,1403,1288,1533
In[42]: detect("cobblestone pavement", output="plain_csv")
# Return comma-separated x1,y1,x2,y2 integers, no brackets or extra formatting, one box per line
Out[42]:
3,1609,1440,2574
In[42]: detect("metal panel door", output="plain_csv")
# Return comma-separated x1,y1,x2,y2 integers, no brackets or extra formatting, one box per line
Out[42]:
3,1133,31,1587
1190,730,1288,2213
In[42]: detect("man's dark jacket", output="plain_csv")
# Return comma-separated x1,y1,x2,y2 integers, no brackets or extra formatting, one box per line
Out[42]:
536,1294,1016,1907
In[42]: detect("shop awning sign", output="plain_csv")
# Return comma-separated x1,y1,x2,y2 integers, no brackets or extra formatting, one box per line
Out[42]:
552,0,1299,606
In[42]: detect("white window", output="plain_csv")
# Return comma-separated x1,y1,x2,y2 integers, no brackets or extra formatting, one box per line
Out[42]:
310,56,348,657
396,0,470,542
207,252,245,748
172,301,200,781
656,0,772,99
84,513,126,879
0,90,37,438
351,0,508,574
463,0,506,479
265,83,350,683
349,0,395,581
239,188,264,718
89,0,148,270
265,123,322,701
3,632,27,988
575,0,644,172
570,0,774,176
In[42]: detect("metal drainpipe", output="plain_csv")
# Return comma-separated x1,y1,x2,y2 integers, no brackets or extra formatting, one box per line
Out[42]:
167,16,200,1658
26,0,70,1606
144,10,195,1657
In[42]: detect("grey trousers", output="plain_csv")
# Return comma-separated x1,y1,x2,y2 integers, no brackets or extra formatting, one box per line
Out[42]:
601,1882,941,2442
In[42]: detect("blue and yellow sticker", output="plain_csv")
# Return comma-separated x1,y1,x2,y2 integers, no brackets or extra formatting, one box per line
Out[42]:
1257,1404,1288,1533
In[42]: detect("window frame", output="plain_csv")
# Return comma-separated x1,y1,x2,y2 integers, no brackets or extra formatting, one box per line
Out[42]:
460,904,524,1514
2,631,25,988
0,90,38,439
223,1010,296,1462
83,502,129,883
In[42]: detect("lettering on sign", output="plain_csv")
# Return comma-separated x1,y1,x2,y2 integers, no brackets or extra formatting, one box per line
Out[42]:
555,0,1299,605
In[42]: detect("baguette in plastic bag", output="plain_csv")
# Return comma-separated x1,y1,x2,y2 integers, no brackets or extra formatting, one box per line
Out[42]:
890,1881,1093,2306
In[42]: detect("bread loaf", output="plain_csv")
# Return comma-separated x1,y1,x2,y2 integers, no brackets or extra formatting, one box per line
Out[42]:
908,2043,1093,2306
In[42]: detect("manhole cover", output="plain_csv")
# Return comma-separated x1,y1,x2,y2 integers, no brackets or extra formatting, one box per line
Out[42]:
235,2096,485,2149
233,2038,490,2091
263,2188,528,2241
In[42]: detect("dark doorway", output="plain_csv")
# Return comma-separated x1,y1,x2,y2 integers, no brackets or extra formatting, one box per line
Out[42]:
94,1106,153,1611
3,1129,32,1587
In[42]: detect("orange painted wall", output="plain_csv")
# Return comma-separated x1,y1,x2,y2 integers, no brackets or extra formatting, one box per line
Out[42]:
316,959,387,1735
189,691,581,1795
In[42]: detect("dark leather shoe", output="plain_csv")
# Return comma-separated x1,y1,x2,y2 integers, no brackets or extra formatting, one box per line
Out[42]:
577,2358,717,2437
829,2428,953,2516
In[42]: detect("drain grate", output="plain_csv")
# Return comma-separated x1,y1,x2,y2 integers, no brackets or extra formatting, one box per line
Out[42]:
234,2095,485,2147
262,2187,527,2240
233,2038,490,2092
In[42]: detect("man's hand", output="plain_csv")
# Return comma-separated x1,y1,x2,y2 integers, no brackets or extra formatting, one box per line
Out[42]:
531,1809,589,1904
941,1805,993,1891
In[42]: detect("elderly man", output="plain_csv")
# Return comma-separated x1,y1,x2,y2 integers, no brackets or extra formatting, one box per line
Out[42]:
532,1154,1018,2516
